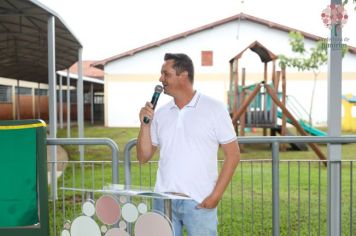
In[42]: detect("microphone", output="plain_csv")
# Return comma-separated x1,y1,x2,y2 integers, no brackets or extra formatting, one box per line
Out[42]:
143,85,163,124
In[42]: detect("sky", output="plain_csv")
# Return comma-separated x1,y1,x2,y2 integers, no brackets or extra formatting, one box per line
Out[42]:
37,0,356,60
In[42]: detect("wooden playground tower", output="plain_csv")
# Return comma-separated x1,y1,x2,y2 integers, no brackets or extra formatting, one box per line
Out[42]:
228,41,326,161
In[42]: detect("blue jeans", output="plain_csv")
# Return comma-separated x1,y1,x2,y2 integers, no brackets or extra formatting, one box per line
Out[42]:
153,199,218,236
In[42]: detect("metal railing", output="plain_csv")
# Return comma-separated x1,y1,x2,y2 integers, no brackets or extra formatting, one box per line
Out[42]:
46,136,356,235
47,138,119,185
46,138,119,236
123,136,356,236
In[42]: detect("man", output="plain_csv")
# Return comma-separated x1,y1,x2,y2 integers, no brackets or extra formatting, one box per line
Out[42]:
137,53,240,236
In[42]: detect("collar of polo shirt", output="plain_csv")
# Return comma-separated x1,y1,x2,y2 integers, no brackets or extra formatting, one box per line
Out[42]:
169,91,201,110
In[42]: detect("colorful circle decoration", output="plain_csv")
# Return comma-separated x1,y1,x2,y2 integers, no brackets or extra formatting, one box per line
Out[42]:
82,200,95,217
134,212,173,236
137,203,148,214
321,4,348,31
119,220,127,230
121,203,139,223
100,225,108,233
119,195,127,204
60,194,174,236
63,220,71,230
95,195,121,225
70,216,101,236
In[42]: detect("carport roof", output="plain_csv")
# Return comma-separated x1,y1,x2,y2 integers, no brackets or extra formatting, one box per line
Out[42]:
0,0,82,84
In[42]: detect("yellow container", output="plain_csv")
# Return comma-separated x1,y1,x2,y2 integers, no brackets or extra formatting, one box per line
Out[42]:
342,94,356,132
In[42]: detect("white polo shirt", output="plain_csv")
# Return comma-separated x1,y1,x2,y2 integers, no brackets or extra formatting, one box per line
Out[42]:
150,92,237,203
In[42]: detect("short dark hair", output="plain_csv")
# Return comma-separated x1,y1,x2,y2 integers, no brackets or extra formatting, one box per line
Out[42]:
164,53,194,83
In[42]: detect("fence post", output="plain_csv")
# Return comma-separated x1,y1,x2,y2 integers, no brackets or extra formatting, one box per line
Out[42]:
124,139,137,187
272,142,280,236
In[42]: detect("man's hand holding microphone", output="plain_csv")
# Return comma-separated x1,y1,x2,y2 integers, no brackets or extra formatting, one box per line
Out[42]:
137,85,163,163
139,85,163,125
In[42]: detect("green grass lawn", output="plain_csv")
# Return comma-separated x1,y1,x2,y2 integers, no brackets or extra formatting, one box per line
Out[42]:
52,125,356,235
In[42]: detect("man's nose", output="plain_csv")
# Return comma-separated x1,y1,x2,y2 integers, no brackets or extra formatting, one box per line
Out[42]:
159,75,164,82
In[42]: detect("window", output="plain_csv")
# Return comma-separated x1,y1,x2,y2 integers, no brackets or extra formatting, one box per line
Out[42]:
15,86,32,95
94,94,104,104
70,91,77,104
84,93,92,104
201,51,213,66
35,88,48,96
0,85,12,103
56,90,67,102
59,91,77,104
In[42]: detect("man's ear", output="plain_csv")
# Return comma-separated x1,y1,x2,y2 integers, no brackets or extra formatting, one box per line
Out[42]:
180,71,189,79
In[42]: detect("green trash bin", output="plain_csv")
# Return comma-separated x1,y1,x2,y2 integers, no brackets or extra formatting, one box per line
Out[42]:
0,120,49,236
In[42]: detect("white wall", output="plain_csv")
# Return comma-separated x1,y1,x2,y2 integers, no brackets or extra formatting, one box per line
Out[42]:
107,81,166,127
105,19,356,127
106,78,227,127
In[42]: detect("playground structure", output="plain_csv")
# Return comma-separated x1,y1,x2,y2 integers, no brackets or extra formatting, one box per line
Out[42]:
342,94,356,131
228,41,326,161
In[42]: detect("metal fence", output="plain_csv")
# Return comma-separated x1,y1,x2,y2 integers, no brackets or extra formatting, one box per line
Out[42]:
46,138,119,236
48,136,356,236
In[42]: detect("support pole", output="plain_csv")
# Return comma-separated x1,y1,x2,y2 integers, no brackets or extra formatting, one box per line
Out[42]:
77,48,85,202
59,75,63,129
327,0,342,234
67,69,71,138
90,83,94,124
37,83,41,118
48,15,57,200
240,68,246,138
272,142,280,236
31,87,35,119
16,80,20,120
281,68,287,151
77,48,85,161
12,86,15,120
263,62,268,136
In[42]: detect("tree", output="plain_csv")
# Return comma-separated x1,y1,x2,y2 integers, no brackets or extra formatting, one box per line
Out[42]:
279,31,348,126
343,0,356,9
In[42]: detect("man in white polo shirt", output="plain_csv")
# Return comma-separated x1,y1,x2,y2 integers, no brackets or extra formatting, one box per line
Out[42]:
137,53,240,236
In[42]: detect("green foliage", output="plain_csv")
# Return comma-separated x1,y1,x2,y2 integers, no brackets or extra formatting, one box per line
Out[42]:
288,31,306,53
278,31,348,71
343,0,356,9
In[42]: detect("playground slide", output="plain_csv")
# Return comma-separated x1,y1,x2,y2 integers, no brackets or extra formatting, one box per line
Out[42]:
277,111,326,136
272,125,308,151
298,120,327,136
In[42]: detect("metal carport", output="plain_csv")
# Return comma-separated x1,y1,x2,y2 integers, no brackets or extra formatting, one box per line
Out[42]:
0,0,84,198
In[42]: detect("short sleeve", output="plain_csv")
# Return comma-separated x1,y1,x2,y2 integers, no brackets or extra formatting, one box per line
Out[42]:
214,107,237,144
150,115,159,147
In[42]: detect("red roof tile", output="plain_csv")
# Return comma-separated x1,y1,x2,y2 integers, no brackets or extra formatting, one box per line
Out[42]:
93,12,356,69
68,60,104,79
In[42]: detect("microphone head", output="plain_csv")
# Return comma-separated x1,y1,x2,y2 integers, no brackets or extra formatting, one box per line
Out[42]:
154,85,163,93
